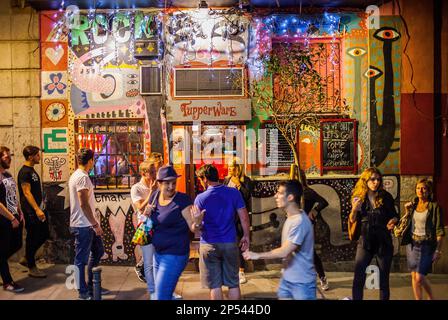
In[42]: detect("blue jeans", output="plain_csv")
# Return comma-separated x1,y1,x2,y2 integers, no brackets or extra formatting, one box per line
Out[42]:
70,227,104,295
141,244,155,295
277,278,317,300
153,252,189,300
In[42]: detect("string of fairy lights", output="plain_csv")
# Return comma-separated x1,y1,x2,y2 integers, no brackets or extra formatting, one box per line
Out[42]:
51,0,343,79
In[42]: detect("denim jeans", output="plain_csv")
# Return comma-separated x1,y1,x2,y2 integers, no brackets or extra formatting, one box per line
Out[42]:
277,277,317,300
352,242,392,300
141,244,155,294
70,227,104,295
153,252,189,300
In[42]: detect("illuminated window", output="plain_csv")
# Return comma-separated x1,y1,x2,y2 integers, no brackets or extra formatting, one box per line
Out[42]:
76,119,145,189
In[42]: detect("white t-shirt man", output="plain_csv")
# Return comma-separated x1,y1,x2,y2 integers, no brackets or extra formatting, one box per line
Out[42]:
69,169,97,228
281,210,316,284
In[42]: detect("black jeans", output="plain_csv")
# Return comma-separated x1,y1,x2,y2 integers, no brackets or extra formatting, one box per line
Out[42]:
0,217,23,284
314,251,326,279
352,241,393,300
24,214,49,268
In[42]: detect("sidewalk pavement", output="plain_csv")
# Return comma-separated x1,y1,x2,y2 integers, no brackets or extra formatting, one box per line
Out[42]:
1,262,448,300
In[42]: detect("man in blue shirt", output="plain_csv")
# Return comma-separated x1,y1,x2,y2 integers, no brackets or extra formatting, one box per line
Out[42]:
243,180,317,300
195,164,250,300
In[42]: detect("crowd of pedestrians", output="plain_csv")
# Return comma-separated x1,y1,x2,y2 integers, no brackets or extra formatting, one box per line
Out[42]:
0,145,445,300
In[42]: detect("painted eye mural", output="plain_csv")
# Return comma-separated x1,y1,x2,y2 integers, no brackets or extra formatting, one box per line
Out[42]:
373,27,401,41
347,47,366,57
45,102,66,122
364,66,383,79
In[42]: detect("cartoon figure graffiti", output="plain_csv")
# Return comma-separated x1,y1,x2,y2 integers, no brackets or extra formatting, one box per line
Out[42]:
44,156,67,181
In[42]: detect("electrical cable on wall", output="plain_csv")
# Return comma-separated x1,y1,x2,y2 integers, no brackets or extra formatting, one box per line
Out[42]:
396,0,442,122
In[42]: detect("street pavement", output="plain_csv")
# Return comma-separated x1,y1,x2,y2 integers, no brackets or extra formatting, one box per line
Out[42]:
1,262,448,300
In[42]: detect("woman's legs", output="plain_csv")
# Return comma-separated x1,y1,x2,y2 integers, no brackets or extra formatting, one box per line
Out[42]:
376,253,393,300
153,252,189,300
141,244,155,296
352,244,374,300
413,272,434,300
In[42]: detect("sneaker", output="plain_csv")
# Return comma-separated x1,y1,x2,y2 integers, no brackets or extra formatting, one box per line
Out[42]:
3,282,24,293
28,267,47,278
19,257,28,268
134,264,146,283
239,271,247,284
320,277,329,291
172,292,182,300
78,293,92,300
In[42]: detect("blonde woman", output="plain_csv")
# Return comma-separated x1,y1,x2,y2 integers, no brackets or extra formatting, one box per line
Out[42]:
398,179,445,300
223,158,252,284
349,167,399,300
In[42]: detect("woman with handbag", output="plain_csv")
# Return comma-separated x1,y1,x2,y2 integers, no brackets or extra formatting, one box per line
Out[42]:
396,178,445,300
348,167,399,300
149,165,204,300
131,158,160,299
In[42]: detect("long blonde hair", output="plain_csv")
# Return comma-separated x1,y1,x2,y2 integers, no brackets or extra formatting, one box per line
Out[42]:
352,167,384,208
226,157,245,182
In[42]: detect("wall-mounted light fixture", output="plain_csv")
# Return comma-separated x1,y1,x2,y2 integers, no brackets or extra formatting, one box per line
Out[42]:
198,0,208,9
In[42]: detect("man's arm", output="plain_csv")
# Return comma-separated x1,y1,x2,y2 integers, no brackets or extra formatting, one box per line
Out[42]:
237,207,250,251
0,202,15,221
21,182,45,221
244,240,299,260
78,189,102,235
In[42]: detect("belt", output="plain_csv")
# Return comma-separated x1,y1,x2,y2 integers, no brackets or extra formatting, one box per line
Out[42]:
412,234,429,243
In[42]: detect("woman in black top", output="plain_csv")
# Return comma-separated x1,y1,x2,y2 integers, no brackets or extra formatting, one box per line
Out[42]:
349,167,399,300
300,170,330,291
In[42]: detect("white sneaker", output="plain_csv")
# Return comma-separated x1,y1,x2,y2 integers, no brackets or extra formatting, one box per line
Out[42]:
172,292,182,300
239,271,247,284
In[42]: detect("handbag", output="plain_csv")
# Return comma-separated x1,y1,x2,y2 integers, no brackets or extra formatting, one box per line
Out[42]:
393,213,411,238
132,191,158,246
348,216,361,241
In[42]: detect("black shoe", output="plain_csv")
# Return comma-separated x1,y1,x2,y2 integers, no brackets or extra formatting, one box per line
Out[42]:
134,264,146,283
78,293,92,300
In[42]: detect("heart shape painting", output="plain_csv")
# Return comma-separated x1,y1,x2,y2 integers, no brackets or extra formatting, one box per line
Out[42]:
45,47,64,66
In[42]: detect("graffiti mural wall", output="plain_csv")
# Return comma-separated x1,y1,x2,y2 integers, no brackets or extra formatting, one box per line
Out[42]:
251,176,401,268
368,17,402,173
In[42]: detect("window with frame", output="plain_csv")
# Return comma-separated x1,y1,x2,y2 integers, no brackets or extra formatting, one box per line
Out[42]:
76,119,145,189
272,40,342,113
174,67,245,97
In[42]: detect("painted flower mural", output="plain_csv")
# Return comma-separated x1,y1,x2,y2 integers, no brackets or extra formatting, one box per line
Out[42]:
44,72,67,95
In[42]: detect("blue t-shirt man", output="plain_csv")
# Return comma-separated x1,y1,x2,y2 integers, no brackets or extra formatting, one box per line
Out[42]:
194,184,245,244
